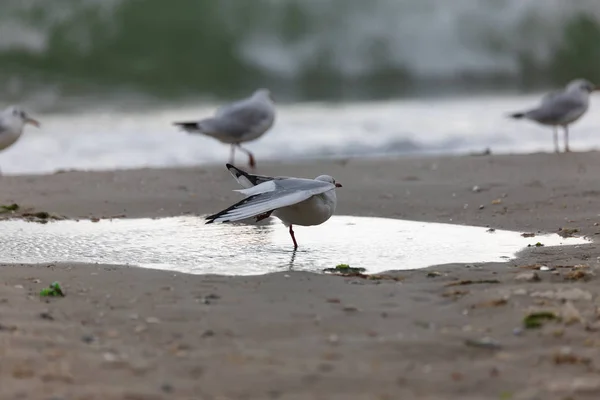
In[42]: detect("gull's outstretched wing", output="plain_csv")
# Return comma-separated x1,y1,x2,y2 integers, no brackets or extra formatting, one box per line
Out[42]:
205,178,335,223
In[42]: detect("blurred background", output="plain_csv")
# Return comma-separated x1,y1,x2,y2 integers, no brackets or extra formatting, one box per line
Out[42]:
1,0,600,174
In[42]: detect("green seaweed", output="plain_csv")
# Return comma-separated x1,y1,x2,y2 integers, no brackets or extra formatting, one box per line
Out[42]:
523,311,556,329
0,203,19,213
323,264,366,275
39,281,65,297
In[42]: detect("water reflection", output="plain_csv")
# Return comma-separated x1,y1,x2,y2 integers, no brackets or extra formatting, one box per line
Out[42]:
0,216,589,275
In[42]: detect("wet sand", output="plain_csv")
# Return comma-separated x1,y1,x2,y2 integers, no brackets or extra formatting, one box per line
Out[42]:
2,152,600,399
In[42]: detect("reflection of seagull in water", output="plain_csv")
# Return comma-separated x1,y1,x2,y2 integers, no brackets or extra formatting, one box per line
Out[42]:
0,106,41,173
206,164,342,249
509,79,598,153
288,249,298,269
173,89,275,169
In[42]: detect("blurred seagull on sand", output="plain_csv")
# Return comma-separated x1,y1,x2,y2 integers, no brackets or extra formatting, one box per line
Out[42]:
509,79,598,153
174,89,275,169
206,164,342,249
0,106,41,173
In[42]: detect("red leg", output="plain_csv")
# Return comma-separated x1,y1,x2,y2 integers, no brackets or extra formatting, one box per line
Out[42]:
229,145,235,164
237,145,256,169
289,225,298,249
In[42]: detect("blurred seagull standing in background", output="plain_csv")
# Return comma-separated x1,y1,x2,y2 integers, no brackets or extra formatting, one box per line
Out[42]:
0,106,41,174
509,79,599,153
174,89,275,169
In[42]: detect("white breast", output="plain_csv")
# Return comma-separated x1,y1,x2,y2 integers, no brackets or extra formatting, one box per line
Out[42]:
274,190,337,227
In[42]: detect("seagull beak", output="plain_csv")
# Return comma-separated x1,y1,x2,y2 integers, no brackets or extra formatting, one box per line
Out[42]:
594,86,600,92
25,117,40,128
335,182,343,188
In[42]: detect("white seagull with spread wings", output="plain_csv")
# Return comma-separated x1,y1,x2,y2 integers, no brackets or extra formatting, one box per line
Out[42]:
206,164,342,249
174,89,275,169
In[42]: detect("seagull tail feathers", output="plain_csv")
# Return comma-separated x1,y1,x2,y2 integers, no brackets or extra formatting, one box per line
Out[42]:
173,121,201,132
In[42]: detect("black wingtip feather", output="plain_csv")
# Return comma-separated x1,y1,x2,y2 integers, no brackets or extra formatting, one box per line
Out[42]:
225,163,265,186
204,193,264,224
509,112,525,119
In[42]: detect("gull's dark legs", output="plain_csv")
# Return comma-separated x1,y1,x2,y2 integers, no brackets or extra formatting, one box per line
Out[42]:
289,225,298,249
237,144,256,169
563,125,570,153
553,126,559,153
229,145,236,164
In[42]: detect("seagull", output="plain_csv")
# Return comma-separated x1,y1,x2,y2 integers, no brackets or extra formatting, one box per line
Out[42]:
173,89,275,169
206,164,342,249
0,106,41,172
509,79,599,153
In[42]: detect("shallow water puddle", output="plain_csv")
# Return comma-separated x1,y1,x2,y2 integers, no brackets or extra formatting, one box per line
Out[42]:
0,216,589,275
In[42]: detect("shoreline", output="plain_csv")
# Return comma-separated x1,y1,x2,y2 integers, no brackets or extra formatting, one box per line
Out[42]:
2,152,600,399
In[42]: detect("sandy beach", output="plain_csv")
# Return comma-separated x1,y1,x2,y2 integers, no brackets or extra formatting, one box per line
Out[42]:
2,152,600,399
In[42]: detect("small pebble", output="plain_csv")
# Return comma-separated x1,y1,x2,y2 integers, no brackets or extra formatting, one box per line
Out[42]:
103,352,118,363
512,327,523,336
160,383,174,393
145,317,160,324
328,334,339,344
465,337,502,350
39,312,54,321
81,334,95,344
514,272,541,282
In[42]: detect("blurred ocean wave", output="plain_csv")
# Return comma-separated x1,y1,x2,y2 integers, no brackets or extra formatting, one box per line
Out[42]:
1,0,600,104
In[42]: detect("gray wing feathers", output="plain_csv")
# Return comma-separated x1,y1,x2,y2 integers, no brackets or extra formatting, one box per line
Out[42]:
201,103,272,139
210,180,334,223
527,94,586,124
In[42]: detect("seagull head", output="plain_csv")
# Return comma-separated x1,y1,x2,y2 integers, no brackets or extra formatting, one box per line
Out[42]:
315,175,342,188
254,88,275,103
4,106,41,129
566,79,599,94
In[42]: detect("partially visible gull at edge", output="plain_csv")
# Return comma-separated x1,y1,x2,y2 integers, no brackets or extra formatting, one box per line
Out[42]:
509,79,599,153
205,164,342,249
173,89,276,169
0,105,41,173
